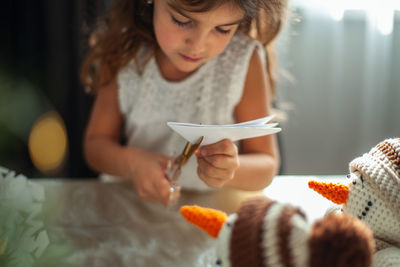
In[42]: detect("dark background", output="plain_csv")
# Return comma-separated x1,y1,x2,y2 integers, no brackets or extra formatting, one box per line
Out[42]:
0,0,288,178
0,0,110,178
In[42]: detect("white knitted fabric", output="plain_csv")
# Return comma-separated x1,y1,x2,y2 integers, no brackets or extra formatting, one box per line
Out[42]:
262,204,309,267
348,138,400,250
288,214,310,267
345,172,400,250
263,203,286,267
116,32,265,190
215,213,238,267
372,247,400,267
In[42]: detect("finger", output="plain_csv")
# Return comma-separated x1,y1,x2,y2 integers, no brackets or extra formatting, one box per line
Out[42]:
141,185,161,203
137,175,165,204
199,176,226,188
173,186,181,203
198,153,239,170
156,177,173,206
197,157,233,179
160,156,176,170
166,158,172,170
135,179,153,198
136,187,160,203
197,139,238,157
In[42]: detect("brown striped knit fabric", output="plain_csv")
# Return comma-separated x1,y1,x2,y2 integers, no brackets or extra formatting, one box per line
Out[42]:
277,206,307,267
229,197,308,267
375,140,400,174
350,138,400,219
230,197,276,267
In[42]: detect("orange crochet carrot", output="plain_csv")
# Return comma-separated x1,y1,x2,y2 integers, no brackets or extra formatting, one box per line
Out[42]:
308,180,349,204
180,205,228,238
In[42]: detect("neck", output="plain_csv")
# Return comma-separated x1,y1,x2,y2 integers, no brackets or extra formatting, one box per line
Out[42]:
155,49,194,82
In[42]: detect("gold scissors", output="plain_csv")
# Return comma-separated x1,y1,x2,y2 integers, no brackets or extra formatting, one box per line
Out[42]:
166,136,204,205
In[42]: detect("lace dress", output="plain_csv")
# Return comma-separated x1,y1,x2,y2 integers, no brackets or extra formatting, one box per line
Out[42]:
116,32,265,191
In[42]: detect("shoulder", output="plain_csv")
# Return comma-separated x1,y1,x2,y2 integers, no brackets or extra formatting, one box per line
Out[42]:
228,32,256,50
247,45,267,82
206,33,267,116
217,32,267,80
223,32,265,61
118,45,154,80
117,46,155,114
216,32,266,78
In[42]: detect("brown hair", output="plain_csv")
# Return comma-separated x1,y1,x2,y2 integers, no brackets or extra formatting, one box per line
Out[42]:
80,0,287,94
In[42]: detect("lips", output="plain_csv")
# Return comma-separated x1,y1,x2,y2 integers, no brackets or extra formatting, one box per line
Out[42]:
179,53,202,62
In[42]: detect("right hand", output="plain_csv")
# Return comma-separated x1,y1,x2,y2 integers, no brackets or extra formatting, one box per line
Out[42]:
126,148,177,206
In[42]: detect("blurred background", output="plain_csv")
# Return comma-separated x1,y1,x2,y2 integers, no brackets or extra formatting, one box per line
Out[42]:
277,0,400,174
0,0,107,177
0,0,399,178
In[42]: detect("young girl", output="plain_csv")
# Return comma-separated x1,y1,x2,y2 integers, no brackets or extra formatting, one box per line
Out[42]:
81,0,286,207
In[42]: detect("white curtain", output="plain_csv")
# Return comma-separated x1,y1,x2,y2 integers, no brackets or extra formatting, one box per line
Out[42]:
276,1,400,174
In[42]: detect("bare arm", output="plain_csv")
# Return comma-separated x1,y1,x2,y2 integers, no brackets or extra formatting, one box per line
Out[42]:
84,79,129,177
84,80,172,205
228,48,280,190
196,49,280,191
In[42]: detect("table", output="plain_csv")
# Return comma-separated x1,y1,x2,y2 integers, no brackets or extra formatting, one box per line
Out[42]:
263,175,344,223
2,174,345,267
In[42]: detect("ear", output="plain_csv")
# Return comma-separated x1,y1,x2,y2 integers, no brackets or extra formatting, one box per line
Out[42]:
308,213,375,267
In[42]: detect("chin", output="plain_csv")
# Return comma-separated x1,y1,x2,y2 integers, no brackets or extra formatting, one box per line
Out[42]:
178,60,204,73
178,65,200,74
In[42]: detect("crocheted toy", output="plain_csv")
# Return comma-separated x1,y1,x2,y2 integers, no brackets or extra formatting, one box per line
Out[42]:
309,137,400,266
180,196,374,267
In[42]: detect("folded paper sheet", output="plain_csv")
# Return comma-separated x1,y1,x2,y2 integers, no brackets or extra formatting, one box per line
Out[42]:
167,115,281,146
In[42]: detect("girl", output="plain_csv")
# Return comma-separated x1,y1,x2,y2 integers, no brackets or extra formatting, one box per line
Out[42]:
81,0,286,207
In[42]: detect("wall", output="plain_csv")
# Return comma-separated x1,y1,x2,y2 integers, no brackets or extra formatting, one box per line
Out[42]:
277,6,400,174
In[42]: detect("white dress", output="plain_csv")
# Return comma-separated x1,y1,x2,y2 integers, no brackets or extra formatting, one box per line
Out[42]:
116,32,265,191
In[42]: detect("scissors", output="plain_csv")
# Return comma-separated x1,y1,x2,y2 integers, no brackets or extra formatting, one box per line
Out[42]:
166,136,204,206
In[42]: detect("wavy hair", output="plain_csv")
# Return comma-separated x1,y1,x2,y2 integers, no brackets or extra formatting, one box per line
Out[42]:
80,0,287,94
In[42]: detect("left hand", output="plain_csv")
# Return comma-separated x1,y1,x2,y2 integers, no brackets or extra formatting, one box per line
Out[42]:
195,139,240,188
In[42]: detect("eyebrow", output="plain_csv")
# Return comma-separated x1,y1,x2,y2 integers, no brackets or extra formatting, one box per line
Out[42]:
168,4,244,26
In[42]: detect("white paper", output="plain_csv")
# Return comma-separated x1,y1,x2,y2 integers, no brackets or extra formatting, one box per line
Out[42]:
167,115,281,145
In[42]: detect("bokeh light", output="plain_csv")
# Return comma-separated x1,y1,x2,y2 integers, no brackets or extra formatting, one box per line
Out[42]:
28,111,68,174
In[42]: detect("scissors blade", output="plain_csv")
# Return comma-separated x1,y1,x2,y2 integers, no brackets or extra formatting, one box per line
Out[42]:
168,136,204,183
180,136,204,167
166,136,204,207
168,163,181,183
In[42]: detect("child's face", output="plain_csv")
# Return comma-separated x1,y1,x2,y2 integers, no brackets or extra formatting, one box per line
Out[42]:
153,0,244,75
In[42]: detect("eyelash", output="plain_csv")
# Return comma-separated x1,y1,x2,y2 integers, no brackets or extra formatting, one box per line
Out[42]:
171,16,232,35
171,16,191,27
216,28,231,35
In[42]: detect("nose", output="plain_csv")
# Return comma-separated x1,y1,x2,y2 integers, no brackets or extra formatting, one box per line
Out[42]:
185,30,208,54
308,180,349,204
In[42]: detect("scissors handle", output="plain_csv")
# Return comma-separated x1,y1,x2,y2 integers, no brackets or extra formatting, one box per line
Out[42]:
168,182,180,207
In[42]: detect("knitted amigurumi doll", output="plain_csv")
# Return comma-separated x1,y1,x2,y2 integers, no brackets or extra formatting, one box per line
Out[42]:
308,137,400,266
180,196,374,267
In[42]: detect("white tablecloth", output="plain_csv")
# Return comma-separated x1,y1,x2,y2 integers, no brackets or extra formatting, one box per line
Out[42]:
4,175,345,267
263,175,344,223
